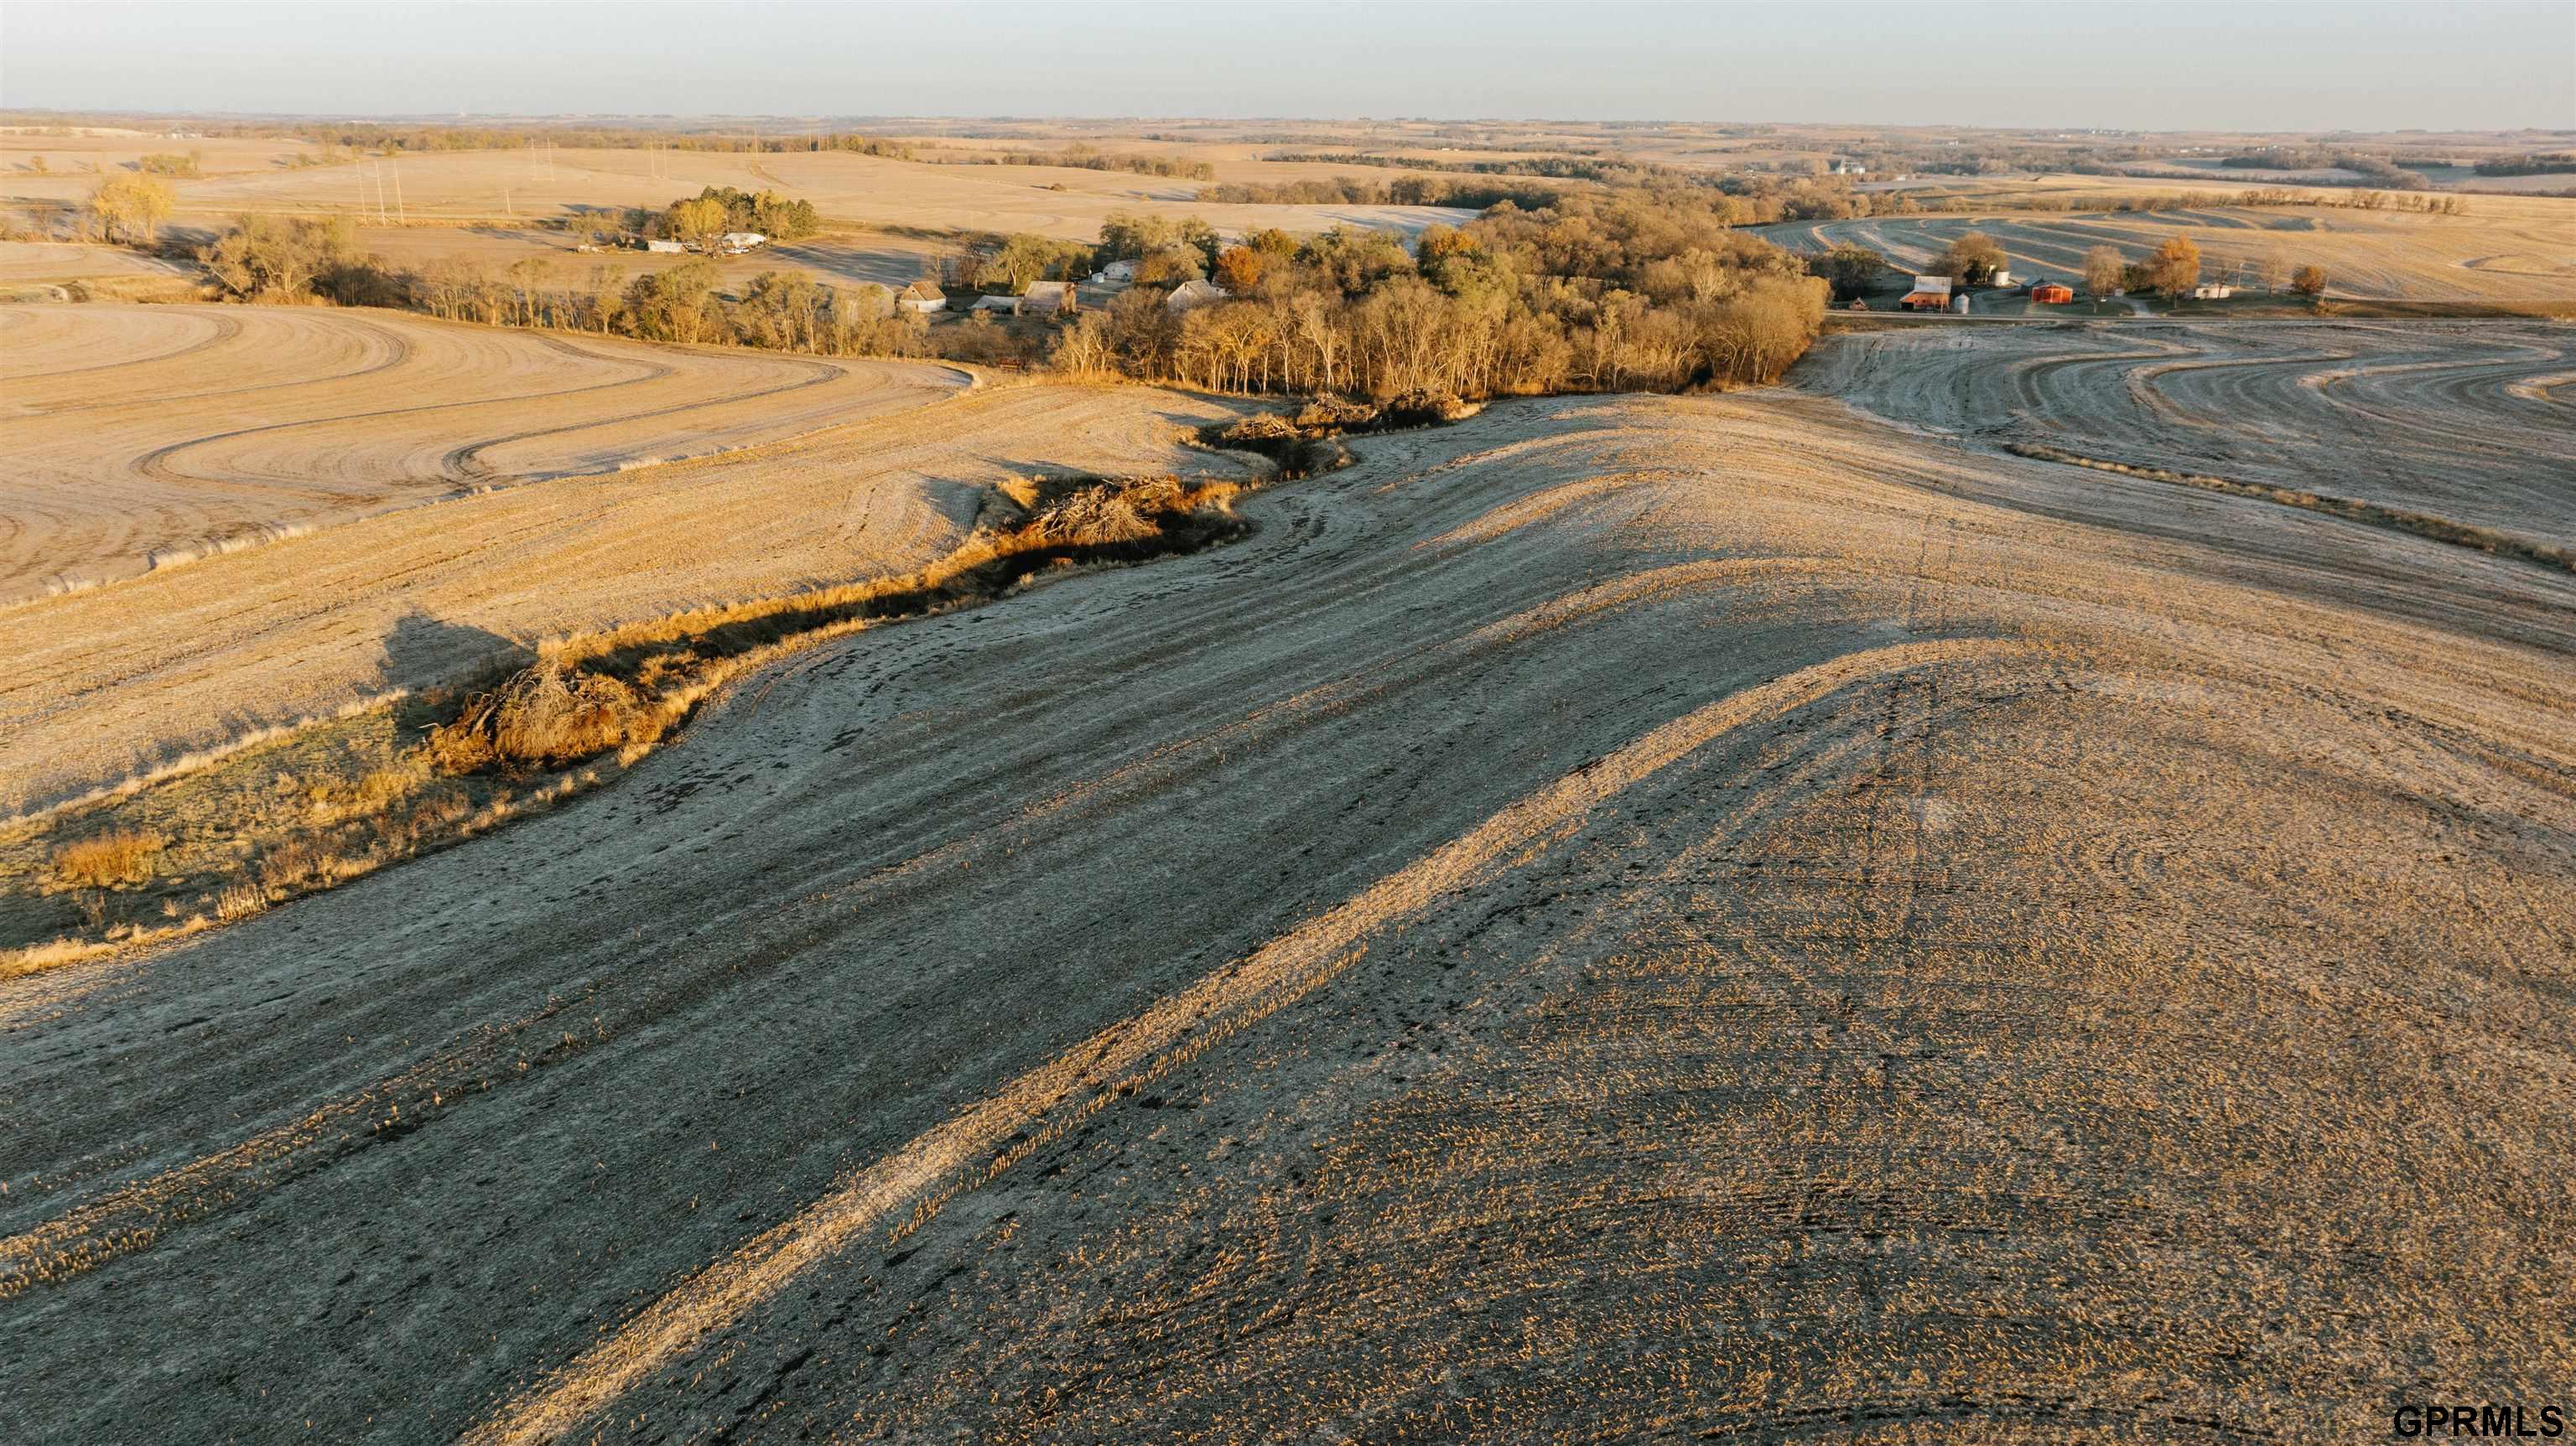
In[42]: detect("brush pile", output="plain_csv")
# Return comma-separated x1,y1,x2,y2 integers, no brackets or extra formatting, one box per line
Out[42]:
423,664,662,771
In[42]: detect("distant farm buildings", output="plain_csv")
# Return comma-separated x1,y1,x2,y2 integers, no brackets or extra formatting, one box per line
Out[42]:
2031,282,2075,305
1164,278,1227,313
715,232,766,256
1021,281,1075,315
2192,283,2236,300
1899,275,1954,311
1089,258,1138,284
1989,269,2012,288
645,238,688,254
970,293,1023,315
897,280,947,314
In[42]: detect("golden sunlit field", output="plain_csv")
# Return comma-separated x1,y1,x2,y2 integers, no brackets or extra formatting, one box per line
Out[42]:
3,141,1481,241
1755,196,2576,304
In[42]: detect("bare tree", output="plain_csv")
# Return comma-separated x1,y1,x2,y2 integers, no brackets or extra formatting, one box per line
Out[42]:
2082,246,2126,298
88,175,175,245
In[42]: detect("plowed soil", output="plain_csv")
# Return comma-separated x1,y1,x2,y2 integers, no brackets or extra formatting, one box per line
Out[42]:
1754,202,2576,303
1796,317,2576,551
4,354,2568,1442
0,326,1251,816
0,303,976,601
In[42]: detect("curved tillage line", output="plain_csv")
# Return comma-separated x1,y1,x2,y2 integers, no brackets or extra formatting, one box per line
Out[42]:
1804,320,2576,555
0,308,242,382
454,637,2029,1446
437,338,853,483
18,313,421,416
129,339,678,490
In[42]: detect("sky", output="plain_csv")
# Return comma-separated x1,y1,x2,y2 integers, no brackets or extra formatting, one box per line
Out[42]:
2,1,2569,133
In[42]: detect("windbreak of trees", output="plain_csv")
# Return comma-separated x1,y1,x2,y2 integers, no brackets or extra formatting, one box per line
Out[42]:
2475,153,2576,177
1055,193,1829,399
2231,187,2468,215
1203,174,1570,210
236,122,920,158
2221,148,2430,189
932,143,1214,179
956,233,1096,293
193,213,929,355
190,187,1831,402
659,186,822,242
1262,152,1685,186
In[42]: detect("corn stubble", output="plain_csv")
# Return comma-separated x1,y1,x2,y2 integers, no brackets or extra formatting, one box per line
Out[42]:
3,329,2568,1444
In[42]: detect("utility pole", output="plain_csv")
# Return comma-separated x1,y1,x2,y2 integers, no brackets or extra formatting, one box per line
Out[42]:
393,159,407,224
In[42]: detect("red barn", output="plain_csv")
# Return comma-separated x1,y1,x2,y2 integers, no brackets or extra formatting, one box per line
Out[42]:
2031,282,2075,304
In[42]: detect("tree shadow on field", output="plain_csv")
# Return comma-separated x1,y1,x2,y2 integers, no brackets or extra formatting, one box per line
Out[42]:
378,609,533,708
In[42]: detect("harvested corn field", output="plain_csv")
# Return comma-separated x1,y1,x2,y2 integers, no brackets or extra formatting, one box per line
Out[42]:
1753,202,2576,304
0,145,1478,243
1796,319,2576,556
0,371,1253,817
4,381,2568,1443
0,303,973,599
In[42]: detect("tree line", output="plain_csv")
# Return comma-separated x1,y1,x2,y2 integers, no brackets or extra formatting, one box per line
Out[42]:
205,120,921,159
932,143,1214,179
1052,194,1827,398
197,214,934,355
654,186,823,244
2220,148,2431,189
185,187,1831,402
2474,153,2576,177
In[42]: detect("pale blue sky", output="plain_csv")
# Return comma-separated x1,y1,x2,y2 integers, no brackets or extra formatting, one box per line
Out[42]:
3,2,2568,132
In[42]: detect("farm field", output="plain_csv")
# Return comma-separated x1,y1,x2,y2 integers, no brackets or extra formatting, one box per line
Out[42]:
0,145,1479,242
1752,200,2576,303
1796,319,2576,553
0,303,973,601
0,342,1250,818
347,223,951,292
3,371,2570,1442
0,127,322,178
0,239,194,287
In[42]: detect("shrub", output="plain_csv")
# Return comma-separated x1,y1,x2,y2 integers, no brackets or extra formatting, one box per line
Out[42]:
423,664,662,771
53,829,164,889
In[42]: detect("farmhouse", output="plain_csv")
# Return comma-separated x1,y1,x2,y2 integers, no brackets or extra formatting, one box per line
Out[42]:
2031,282,2075,304
896,280,947,314
1165,278,1226,313
716,231,766,255
1021,281,1074,315
1089,258,1137,283
1898,275,1954,311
